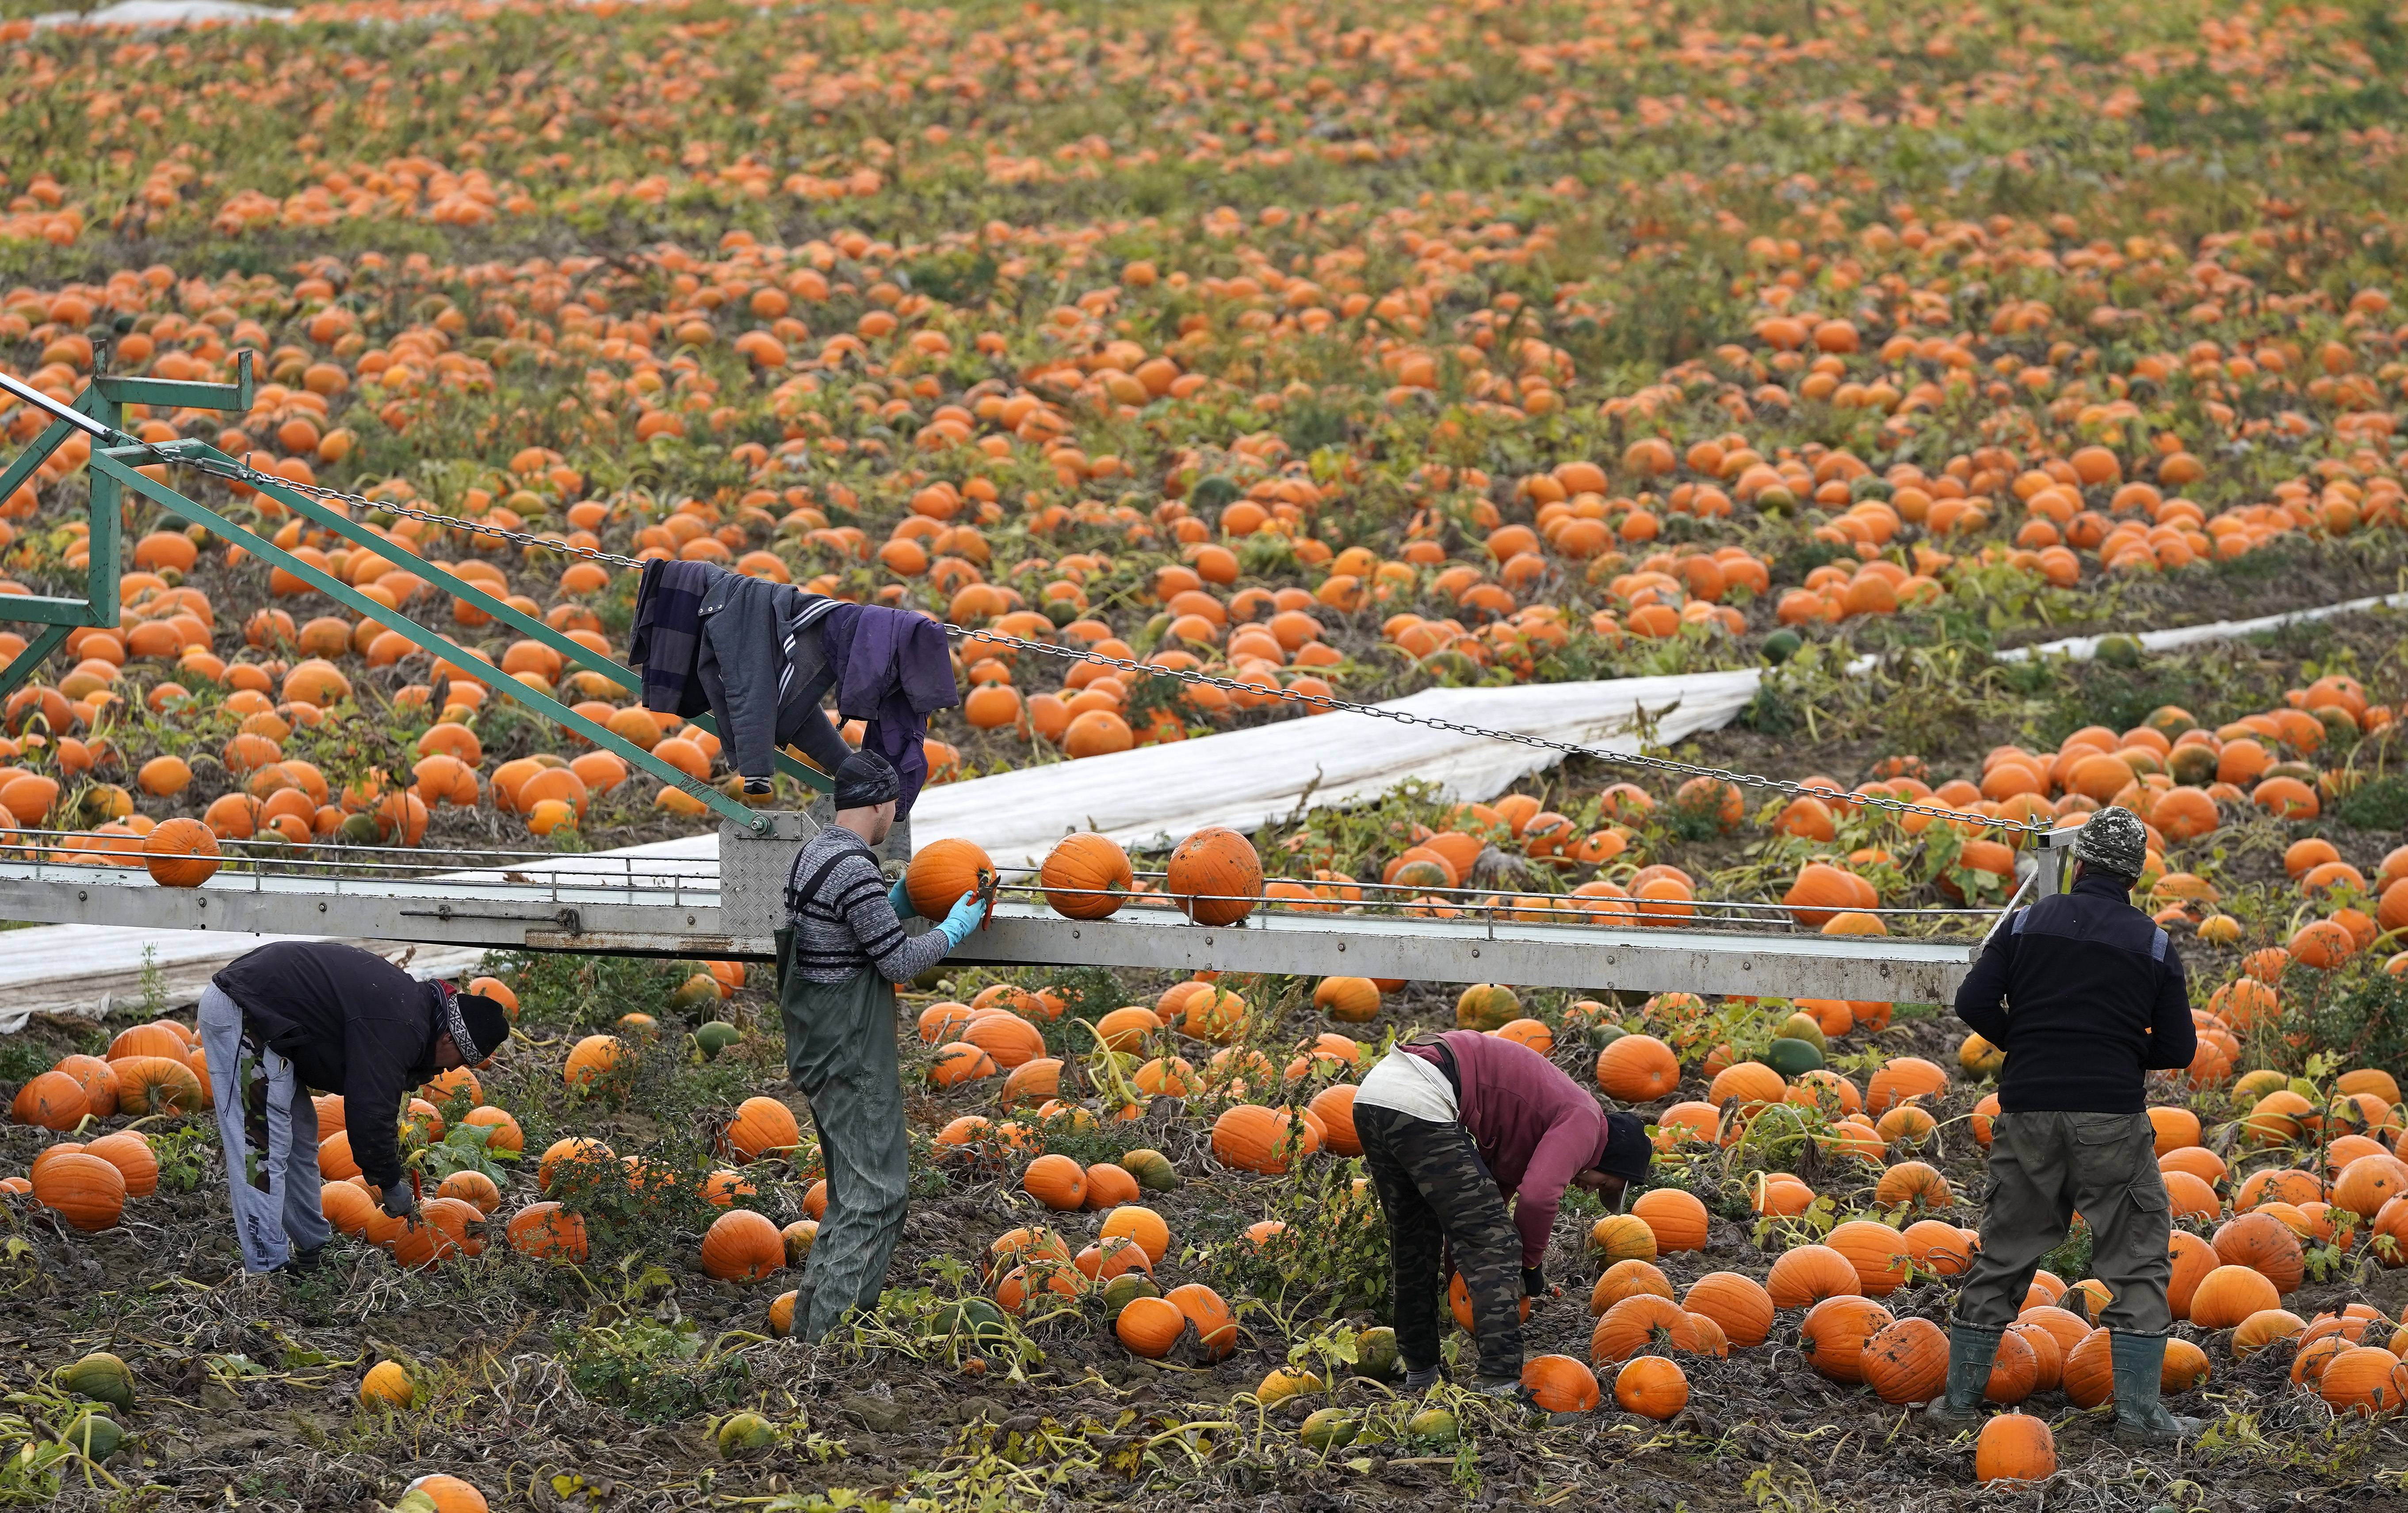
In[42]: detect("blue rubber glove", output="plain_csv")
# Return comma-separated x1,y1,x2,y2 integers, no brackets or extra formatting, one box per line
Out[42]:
888,877,915,920
936,889,985,950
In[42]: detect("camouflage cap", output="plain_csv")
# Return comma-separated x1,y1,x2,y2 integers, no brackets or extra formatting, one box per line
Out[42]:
2073,805,2148,879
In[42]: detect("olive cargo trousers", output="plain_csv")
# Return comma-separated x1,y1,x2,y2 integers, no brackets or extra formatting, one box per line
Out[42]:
1956,1110,2173,1334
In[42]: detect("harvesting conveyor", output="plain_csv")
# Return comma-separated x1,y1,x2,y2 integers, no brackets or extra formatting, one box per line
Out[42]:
0,355,2053,999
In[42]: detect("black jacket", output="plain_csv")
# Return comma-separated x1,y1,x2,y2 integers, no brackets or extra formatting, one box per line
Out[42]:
1953,870,2196,1114
212,943,441,1190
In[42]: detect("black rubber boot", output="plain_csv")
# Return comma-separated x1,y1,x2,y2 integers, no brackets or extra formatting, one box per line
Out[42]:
2110,1331,2203,1444
1925,1321,2004,1425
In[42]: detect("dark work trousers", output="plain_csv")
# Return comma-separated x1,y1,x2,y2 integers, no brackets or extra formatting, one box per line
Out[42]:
1354,1101,1523,1379
1956,1110,2173,1334
779,962,910,1342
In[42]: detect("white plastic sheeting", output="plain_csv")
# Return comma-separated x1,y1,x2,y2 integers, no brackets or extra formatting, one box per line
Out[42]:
4,588,2400,1023
33,1,287,29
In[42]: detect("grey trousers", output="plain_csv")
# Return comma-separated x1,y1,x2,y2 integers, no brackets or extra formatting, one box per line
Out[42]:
198,984,331,1273
780,963,910,1341
1957,1110,2172,1334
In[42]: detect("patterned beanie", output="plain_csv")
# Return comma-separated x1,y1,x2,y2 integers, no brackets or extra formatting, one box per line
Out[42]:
2073,805,2148,880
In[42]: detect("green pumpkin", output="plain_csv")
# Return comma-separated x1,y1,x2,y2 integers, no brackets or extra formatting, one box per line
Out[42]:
669,974,722,1014
1761,629,1802,665
1774,1013,1827,1052
1120,1148,1179,1192
1190,474,1242,512
715,1412,776,1457
1353,1326,1400,1379
1099,1272,1161,1325
1760,1037,1825,1078
929,1297,1009,1343
59,1352,134,1410
59,1413,122,1462
2095,633,2143,667
693,1021,742,1058
1299,1407,1357,1450
1407,1407,1459,1444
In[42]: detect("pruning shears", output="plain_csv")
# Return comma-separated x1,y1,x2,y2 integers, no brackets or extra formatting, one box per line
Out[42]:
975,870,1000,928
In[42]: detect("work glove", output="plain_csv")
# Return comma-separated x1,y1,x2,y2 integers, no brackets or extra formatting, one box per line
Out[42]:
936,890,985,950
1522,1266,1546,1299
888,877,915,920
378,1181,417,1221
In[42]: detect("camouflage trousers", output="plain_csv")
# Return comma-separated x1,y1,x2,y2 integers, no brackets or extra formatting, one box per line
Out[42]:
1354,1102,1523,1379
1956,1110,2173,1335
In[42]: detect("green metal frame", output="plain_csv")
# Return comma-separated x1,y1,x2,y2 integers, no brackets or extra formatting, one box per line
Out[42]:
0,353,835,835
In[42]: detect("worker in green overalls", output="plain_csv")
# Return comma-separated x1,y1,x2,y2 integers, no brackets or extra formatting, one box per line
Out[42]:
778,749,985,1341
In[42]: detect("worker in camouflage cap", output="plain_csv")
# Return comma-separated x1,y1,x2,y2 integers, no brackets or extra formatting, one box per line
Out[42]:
1934,804,2200,1443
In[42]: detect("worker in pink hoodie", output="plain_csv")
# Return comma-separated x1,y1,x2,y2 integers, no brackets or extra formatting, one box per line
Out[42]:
1353,1029,1653,1396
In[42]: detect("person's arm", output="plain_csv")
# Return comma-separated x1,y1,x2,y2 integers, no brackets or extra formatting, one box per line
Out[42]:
2143,941,2197,1071
344,1017,413,1194
832,855,955,983
1510,1116,1596,1272
1952,930,2013,1047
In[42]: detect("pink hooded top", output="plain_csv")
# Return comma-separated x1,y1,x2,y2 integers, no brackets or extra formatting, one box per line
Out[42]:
1403,1030,1609,1268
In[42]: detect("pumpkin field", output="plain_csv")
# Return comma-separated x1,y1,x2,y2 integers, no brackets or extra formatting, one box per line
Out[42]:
10,0,2408,1507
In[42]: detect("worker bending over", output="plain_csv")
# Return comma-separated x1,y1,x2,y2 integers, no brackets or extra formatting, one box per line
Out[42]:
1353,1029,1652,1396
778,749,985,1341
203,942,512,1274
1934,807,2199,1442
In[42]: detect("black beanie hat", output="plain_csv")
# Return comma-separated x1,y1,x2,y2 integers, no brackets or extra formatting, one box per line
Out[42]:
1596,1110,1654,1184
833,749,900,811
444,990,512,1066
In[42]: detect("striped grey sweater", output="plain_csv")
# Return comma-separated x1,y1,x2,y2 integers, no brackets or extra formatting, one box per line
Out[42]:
786,828,950,984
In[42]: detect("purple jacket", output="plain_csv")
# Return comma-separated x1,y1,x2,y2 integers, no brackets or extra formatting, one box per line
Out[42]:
1405,1031,1609,1268
818,604,959,815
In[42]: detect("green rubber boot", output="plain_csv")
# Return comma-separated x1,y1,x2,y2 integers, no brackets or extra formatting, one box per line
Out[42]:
1924,1321,2003,1425
2110,1331,2204,1444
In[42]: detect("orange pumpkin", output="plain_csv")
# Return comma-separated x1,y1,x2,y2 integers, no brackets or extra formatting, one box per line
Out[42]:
31,1151,126,1231
1800,1295,1894,1384
9,1070,87,1131
1166,1282,1238,1358
111,1054,204,1115
2188,1264,2281,1328
1165,826,1262,926
1766,1244,1861,1309
1115,1295,1188,1357
1040,832,1133,919
49,1054,118,1116
1682,1271,1774,1347
1612,1355,1689,1419
905,837,997,922
1973,1412,2056,1483
80,1131,157,1196
1312,976,1381,1023
141,815,221,886
1021,1153,1089,1210
1631,1188,1709,1252
1521,1353,1600,1412
1827,1219,1911,1295
562,1034,624,1089
1861,1315,1949,1404
1210,1103,1318,1174
2213,1211,2305,1293
722,1096,801,1162
699,1208,784,1281
2320,1346,2408,1417
1595,1034,1680,1100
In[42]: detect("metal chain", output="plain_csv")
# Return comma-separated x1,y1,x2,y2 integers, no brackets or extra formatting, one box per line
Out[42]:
172,448,2039,835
